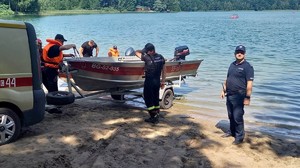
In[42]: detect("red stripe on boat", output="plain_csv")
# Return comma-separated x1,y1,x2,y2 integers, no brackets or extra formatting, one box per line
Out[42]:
69,62,145,75
165,63,200,73
69,62,200,75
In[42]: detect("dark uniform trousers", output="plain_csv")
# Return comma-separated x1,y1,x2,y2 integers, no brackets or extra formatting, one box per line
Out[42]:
143,77,160,115
42,67,59,92
226,94,245,141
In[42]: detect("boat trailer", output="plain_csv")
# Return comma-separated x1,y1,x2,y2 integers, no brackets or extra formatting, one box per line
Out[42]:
61,64,185,109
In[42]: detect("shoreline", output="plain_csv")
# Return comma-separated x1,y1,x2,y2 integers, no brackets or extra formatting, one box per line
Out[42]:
1,10,298,18
0,9,157,18
0,97,299,167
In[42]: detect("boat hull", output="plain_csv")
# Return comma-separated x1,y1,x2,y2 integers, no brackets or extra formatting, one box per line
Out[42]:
66,57,203,91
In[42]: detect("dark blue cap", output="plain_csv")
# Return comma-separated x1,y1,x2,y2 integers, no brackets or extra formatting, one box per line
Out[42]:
142,43,155,53
235,45,246,52
55,34,67,41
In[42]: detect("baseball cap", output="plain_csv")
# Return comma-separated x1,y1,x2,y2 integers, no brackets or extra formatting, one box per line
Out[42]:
113,45,117,49
55,34,67,41
142,43,155,53
235,45,246,53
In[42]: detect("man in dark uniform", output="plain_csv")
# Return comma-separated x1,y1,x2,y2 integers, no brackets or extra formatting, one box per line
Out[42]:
139,43,166,124
221,45,254,145
79,40,99,57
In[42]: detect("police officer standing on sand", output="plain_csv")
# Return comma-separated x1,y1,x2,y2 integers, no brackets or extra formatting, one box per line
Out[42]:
220,45,254,145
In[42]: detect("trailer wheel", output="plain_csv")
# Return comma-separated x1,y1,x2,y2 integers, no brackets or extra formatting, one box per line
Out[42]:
46,91,75,105
111,94,125,101
160,89,174,109
0,108,21,145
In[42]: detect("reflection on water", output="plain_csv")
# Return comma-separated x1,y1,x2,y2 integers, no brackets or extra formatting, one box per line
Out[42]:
5,11,300,140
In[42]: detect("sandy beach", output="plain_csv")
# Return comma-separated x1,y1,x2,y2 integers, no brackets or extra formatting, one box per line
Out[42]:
0,96,299,168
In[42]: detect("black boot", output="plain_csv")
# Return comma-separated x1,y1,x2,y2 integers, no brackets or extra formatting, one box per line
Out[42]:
145,110,159,124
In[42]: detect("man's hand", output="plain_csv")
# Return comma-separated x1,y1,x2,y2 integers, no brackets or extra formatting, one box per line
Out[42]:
244,98,250,105
220,90,226,99
160,82,165,89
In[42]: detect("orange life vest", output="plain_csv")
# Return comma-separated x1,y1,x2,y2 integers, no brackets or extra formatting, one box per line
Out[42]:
108,48,120,57
42,39,63,69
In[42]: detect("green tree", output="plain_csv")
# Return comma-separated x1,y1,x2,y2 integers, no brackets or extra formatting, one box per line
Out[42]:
153,0,166,11
0,4,14,15
117,0,137,12
164,0,180,11
18,0,40,13
289,0,299,9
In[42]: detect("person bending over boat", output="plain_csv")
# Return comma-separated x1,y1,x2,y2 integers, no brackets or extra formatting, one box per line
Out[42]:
79,40,99,57
138,43,166,124
42,34,76,93
220,45,254,145
108,45,120,57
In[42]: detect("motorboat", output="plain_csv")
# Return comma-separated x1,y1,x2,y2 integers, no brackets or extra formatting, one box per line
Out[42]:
230,14,239,19
65,56,203,91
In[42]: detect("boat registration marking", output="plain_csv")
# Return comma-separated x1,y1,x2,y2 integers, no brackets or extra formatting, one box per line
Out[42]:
91,63,120,71
171,65,181,72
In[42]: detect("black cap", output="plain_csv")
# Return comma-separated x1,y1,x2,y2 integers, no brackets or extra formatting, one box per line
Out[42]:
235,45,246,53
113,45,117,49
142,43,155,53
55,34,67,42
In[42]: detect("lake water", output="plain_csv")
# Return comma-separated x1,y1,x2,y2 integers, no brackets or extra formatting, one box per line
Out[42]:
5,11,300,140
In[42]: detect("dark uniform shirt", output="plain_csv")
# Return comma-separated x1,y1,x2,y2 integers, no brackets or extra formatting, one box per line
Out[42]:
48,45,60,58
81,41,97,57
141,53,165,79
226,60,254,95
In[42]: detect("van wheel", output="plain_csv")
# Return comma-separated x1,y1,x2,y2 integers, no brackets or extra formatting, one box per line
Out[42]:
160,89,174,109
0,108,21,145
46,91,75,105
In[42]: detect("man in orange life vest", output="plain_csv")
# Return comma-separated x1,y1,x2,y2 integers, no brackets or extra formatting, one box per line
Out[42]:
42,34,76,92
108,45,120,57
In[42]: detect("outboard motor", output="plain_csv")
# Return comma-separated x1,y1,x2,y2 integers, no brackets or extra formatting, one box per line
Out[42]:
125,47,136,56
174,45,190,61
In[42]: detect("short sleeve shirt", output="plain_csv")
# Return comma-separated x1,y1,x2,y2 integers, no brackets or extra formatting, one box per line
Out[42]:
48,45,60,58
226,60,254,95
81,41,97,57
141,53,165,79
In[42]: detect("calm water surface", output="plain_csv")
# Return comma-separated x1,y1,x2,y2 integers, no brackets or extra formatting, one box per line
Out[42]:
5,11,300,140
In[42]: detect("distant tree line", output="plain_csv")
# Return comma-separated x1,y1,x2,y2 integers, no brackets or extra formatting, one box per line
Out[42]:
0,0,299,14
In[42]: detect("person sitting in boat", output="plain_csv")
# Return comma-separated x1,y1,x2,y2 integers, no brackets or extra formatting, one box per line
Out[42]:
79,40,99,57
108,45,120,57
